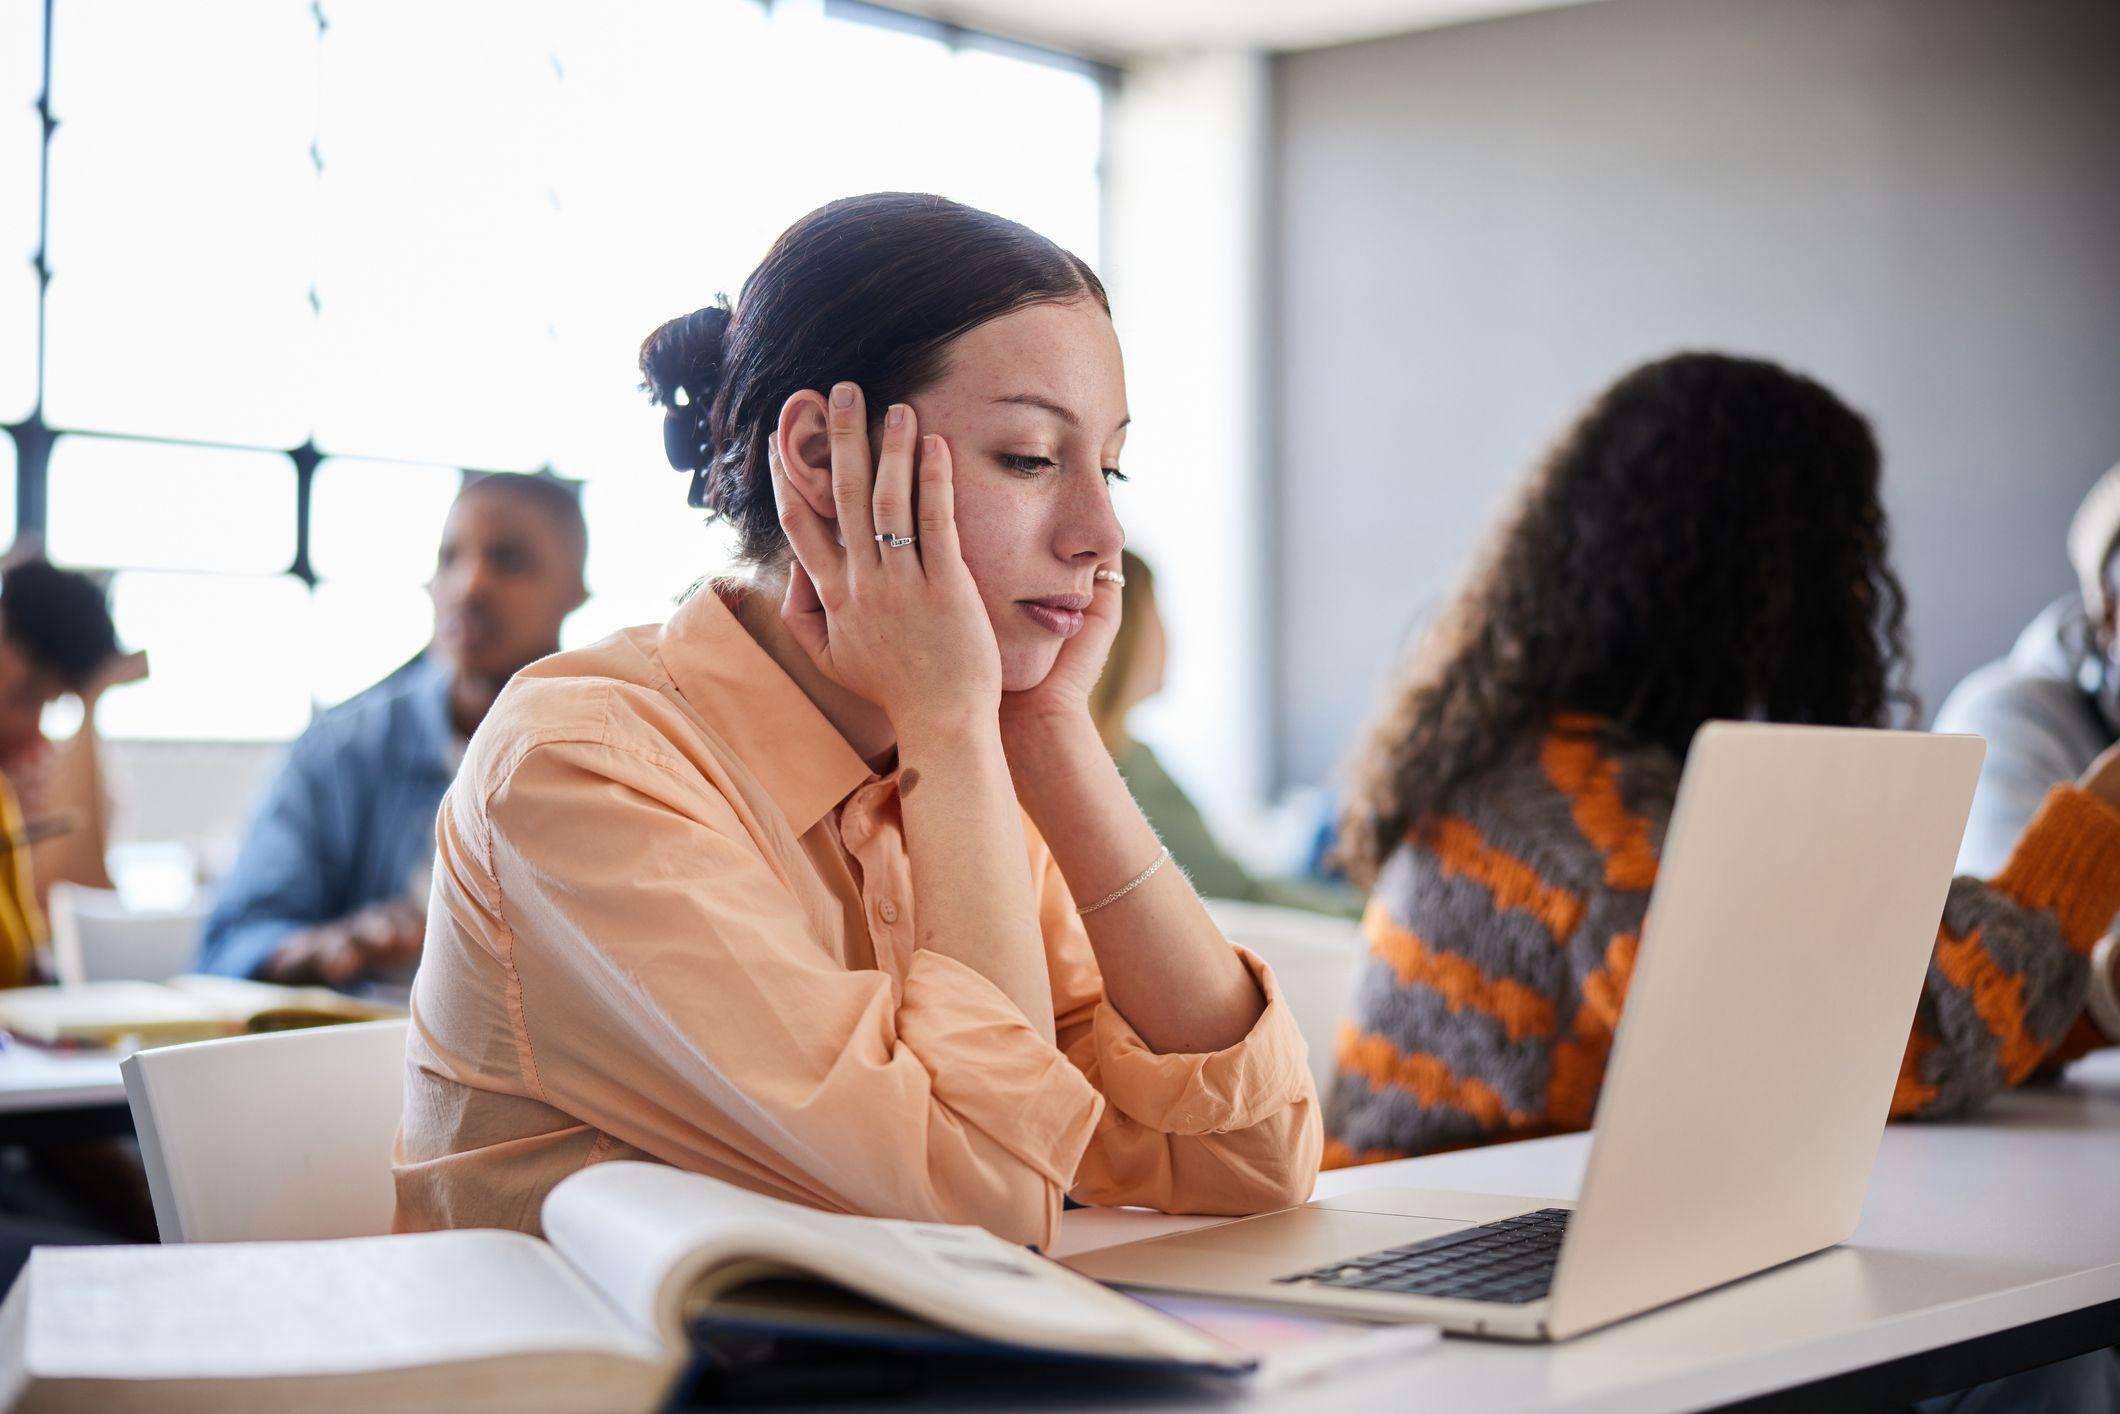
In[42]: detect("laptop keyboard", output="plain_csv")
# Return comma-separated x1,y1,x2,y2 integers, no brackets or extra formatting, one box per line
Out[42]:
1273,1207,1571,1305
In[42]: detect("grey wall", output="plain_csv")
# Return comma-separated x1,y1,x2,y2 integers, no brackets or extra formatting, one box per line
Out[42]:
1273,0,2120,789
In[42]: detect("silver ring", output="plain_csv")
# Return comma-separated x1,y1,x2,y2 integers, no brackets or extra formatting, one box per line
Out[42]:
874,532,917,549
1094,568,1126,588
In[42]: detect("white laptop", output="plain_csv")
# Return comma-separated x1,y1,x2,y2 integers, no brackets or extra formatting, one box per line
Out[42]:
1068,723,1985,1341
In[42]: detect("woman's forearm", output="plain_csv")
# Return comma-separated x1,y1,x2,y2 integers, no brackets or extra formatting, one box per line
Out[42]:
1005,716,1264,1054
898,716,1056,1044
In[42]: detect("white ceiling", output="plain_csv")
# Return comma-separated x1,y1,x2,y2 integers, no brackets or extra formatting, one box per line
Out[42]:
873,0,1605,62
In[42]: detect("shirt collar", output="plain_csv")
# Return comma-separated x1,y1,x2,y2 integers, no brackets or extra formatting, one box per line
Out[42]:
656,581,874,836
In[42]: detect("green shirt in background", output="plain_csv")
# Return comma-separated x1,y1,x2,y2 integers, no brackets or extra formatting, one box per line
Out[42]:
1113,737,1361,917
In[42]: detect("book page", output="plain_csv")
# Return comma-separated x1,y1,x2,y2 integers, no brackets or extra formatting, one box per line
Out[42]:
542,1160,796,1342
24,1231,666,1381
542,1162,1245,1368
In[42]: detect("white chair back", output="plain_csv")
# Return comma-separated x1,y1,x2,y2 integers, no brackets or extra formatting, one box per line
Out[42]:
1203,898,1364,1097
120,1018,410,1243
48,883,207,986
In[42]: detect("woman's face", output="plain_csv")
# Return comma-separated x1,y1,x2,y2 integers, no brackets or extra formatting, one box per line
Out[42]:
906,299,1129,692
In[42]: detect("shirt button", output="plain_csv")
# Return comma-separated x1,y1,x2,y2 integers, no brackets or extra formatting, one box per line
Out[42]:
877,899,899,924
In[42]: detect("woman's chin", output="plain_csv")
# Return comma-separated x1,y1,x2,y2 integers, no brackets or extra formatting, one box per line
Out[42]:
998,641,1065,694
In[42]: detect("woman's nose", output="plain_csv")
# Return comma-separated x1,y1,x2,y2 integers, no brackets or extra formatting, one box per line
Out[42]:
1061,476,1124,564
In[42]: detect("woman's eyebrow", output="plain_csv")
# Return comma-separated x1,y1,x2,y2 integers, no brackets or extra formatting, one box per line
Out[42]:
990,392,1131,432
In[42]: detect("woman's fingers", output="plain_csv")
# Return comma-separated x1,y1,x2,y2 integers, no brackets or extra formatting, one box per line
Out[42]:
768,445,846,606
872,403,919,574
915,434,961,573
827,382,878,572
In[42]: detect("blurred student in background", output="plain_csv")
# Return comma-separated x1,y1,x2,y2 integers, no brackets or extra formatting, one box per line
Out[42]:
1936,465,2120,879
1091,549,1356,914
197,473,586,987
0,558,140,988
0,559,151,1287
1327,353,2120,1169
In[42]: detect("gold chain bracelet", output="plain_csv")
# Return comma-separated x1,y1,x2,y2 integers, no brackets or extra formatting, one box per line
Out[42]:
1076,846,1173,917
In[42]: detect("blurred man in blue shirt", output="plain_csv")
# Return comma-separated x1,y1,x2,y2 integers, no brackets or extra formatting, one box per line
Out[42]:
198,473,587,985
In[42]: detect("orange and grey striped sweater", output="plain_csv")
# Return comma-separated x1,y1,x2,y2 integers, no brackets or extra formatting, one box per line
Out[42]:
1324,714,2120,1167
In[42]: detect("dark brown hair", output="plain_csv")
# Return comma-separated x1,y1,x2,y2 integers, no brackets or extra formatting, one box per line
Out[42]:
639,192,1107,563
0,559,118,689
1338,351,1917,886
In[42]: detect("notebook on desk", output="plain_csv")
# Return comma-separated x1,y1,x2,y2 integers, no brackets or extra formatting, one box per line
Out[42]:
0,976,401,1049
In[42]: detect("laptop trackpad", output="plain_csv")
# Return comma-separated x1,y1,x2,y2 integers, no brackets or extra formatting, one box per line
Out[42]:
1205,1205,1466,1260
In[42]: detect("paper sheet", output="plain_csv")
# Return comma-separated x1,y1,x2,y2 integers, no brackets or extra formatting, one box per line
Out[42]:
27,1231,662,1380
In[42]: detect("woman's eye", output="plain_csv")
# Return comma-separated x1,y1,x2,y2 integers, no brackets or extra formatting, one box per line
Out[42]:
1102,467,1129,484
999,454,1058,477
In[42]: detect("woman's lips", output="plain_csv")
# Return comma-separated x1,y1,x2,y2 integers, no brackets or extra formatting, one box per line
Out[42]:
1017,599,1087,638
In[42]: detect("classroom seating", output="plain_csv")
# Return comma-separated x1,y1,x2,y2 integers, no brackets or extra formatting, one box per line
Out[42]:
47,883,207,986
121,1018,410,1243
1201,898,1363,1096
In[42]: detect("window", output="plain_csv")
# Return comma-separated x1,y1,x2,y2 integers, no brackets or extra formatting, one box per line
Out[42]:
98,573,314,741
308,458,461,706
7,0,1105,739
0,0,42,425
43,0,317,448
46,437,295,575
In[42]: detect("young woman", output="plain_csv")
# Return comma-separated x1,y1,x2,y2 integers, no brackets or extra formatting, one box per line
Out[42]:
1328,352,2120,1166
394,194,1321,1248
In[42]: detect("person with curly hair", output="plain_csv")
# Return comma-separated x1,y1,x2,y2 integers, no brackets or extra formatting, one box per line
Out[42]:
1327,351,2120,1168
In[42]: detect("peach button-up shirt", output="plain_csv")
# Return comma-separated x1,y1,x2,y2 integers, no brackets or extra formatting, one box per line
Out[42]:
393,584,1321,1249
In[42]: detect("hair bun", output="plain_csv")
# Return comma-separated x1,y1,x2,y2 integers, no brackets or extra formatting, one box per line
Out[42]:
640,300,733,473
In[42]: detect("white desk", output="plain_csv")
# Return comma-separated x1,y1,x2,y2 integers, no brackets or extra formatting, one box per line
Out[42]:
0,1042,127,1118
1037,1049,2120,1413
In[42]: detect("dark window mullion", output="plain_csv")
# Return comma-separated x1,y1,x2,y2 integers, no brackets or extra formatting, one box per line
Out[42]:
290,441,319,585
19,0,56,540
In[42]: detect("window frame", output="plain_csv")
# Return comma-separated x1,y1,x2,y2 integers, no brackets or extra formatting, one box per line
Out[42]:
1,0,1112,737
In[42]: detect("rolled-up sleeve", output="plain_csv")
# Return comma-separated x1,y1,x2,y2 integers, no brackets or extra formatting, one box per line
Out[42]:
478,736,1107,1250
1029,843,1323,1215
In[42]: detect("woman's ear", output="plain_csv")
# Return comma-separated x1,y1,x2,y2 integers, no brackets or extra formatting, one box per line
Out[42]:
774,390,837,529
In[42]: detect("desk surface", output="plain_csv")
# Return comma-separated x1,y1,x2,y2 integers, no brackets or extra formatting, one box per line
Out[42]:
0,1041,127,1116
1035,1048,2120,1414
7,1032,2111,1409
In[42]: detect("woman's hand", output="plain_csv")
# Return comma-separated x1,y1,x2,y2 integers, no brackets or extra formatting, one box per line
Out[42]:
770,384,1002,740
998,555,1124,740
2079,739,2120,816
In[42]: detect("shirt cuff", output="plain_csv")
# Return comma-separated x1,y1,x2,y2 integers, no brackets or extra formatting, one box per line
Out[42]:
896,949,1104,1191
1988,785,2120,952
1089,945,1316,1136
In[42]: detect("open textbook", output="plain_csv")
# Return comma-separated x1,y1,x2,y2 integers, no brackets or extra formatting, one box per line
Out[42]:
0,976,402,1048
0,1161,1254,1413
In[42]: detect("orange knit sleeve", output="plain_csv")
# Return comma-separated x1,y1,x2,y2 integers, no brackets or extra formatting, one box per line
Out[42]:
1986,786,2120,953
1891,785,2120,1119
